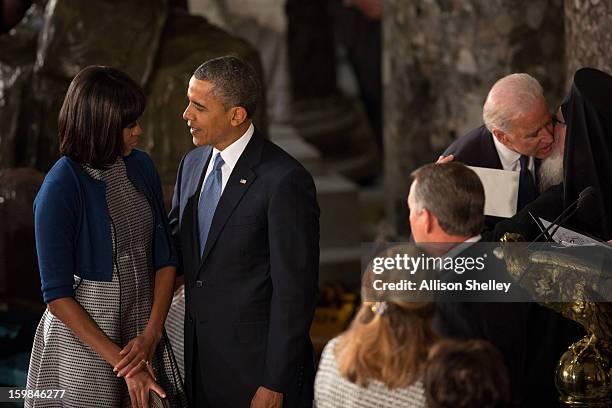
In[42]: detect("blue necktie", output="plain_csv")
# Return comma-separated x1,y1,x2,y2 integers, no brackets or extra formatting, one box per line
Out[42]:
518,155,537,210
198,153,224,256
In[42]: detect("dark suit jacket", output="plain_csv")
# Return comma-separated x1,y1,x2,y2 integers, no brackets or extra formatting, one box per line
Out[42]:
169,130,320,407
435,232,583,408
432,240,530,407
443,124,503,170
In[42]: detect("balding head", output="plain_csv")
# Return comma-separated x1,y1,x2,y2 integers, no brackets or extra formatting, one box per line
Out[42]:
482,73,554,159
483,73,544,133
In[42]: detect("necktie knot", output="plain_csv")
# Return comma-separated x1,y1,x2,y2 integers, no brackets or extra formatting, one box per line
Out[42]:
213,153,224,172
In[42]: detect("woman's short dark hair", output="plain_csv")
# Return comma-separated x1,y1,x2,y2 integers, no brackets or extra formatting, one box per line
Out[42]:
58,66,145,168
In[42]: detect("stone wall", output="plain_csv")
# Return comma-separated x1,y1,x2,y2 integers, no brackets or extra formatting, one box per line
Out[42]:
565,0,612,81
0,1,266,180
187,0,292,123
383,0,566,236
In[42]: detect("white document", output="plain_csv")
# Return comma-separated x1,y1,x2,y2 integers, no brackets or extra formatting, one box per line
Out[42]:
468,166,519,218
539,218,610,248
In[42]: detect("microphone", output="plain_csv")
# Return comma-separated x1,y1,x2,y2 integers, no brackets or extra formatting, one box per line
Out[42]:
519,187,598,286
549,186,596,238
529,211,554,242
530,186,596,244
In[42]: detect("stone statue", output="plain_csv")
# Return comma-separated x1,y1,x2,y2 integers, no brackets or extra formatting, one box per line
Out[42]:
495,233,612,406
0,0,266,184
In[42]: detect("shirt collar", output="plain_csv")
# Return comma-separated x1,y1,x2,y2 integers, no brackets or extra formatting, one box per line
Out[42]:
445,235,482,258
212,123,254,172
492,134,522,170
464,235,482,243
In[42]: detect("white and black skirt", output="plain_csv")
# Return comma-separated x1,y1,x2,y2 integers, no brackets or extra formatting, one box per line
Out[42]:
26,159,186,407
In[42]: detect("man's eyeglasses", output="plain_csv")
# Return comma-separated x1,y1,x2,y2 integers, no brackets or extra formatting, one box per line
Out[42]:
552,115,566,127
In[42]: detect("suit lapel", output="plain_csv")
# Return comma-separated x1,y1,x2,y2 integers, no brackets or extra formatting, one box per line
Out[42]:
198,132,264,270
181,147,212,224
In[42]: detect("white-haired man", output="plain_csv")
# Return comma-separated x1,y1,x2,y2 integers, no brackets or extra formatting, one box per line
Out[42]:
441,73,554,213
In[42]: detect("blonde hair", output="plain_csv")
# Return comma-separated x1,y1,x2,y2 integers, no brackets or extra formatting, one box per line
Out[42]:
335,300,437,389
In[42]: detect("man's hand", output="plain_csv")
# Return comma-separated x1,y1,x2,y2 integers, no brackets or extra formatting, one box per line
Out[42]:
250,386,283,408
436,154,454,164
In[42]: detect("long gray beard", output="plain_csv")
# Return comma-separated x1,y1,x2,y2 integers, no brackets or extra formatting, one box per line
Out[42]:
538,148,564,191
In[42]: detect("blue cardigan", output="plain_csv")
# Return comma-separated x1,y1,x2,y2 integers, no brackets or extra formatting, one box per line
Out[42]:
34,150,176,304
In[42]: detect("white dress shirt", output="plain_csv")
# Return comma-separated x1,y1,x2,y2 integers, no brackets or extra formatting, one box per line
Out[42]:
464,235,482,243
199,123,254,201
492,135,535,176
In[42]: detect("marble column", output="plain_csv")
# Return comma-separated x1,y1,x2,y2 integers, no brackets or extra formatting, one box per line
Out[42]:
565,0,612,80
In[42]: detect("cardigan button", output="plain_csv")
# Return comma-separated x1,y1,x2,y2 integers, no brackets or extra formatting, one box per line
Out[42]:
195,280,203,287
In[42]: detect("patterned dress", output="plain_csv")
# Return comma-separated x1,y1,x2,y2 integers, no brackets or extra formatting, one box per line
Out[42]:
164,286,186,381
26,158,186,407
314,338,427,408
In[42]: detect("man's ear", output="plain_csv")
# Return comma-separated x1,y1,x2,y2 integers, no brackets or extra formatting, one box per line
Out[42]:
422,208,434,234
230,106,248,127
492,128,510,146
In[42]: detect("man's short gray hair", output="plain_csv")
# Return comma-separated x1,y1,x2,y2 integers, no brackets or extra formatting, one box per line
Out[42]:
482,73,544,133
193,55,260,118
411,163,485,237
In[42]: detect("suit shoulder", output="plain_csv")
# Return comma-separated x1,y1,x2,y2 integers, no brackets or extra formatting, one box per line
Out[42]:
444,125,497,167
445,125,490,153
261,139,311,178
